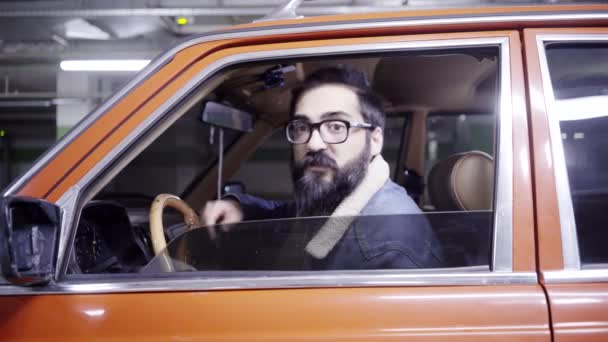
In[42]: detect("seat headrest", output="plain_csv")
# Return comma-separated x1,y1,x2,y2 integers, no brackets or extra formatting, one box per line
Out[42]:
427,151,494,211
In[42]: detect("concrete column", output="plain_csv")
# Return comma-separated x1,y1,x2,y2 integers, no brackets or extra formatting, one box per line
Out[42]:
56,71,96,138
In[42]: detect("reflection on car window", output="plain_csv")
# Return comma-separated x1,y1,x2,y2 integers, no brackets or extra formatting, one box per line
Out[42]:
142,213,492,273
546,42,608,264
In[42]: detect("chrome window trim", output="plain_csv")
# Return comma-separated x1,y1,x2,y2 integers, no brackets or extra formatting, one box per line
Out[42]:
54,185,83,279
536,34,608,271
0,271,537,296
38,36,515,293
544,269,608,284
493,37,513,272
2,10,607,197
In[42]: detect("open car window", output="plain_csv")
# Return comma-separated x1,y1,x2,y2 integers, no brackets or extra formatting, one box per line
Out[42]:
67,42,503,277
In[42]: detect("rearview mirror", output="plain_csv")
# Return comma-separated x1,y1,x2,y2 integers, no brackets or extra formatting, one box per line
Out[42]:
0,196,60,286
201,101,254,132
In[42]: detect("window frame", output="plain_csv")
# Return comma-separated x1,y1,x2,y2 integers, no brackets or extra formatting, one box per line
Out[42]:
1,33,530,295
536,33,608,282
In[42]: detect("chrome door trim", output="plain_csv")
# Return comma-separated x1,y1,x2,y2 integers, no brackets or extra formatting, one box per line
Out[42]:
0,271,537,296
50,36,514,285
3,10,607,197
536,34,608,271
544,269,608,284
492,37,513,272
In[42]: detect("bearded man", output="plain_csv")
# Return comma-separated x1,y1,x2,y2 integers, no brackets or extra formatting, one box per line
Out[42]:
202,67,443,269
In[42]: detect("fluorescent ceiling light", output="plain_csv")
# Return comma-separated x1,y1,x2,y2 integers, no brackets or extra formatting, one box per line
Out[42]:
60,60,150,72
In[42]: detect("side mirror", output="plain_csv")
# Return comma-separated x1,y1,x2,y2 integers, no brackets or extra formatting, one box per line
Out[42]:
0,196,60,286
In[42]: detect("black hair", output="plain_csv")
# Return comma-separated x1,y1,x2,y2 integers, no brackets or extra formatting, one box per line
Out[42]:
290,66,385,129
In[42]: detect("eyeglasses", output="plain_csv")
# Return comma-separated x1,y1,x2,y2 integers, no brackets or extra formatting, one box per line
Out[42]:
285,118,374,144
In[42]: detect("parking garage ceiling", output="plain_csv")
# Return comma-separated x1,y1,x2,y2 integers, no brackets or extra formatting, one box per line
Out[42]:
0,0,598,97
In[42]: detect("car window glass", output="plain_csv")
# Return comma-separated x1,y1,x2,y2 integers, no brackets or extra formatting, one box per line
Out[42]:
424,113,495,209
69,109,240,274
143,213,491,273
68,45,501,277
385,115,408,178
98,108,241,200
545,42,608,264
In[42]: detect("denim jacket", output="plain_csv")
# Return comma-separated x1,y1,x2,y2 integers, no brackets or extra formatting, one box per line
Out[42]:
228,180,444,269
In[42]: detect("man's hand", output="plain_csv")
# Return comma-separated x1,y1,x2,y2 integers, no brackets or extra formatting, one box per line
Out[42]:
200,199,244,239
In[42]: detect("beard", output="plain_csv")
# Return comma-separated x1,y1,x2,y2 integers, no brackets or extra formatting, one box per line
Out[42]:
292,142,371,217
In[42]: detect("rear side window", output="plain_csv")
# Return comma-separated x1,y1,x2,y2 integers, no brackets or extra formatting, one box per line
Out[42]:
545,43,608,264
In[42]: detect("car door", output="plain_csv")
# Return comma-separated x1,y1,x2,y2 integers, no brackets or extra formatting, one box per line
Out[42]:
525,28,608,341
0,15,549,341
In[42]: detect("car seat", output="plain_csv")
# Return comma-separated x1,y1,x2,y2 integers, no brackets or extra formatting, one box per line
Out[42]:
425,151,494,267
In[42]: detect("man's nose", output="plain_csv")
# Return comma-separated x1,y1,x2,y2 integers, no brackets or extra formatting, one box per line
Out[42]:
306,129,327,151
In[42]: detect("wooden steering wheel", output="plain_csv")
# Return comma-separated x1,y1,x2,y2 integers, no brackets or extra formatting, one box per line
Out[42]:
149,194,199,271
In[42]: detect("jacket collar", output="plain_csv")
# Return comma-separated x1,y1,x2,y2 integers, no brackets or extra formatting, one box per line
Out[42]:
305,155,389,259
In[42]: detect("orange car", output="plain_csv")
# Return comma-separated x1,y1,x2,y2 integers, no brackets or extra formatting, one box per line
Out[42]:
2,4,608,341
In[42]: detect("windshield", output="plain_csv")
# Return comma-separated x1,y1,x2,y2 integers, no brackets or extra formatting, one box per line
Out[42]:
142,212,492,273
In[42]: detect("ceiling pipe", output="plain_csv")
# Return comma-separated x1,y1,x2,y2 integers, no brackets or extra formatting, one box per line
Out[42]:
0,6,406,17
0,0,587,18
0,0,593,17
0,100,53,108
0,92,111,99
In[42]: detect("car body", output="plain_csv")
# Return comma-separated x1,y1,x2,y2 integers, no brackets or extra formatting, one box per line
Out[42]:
1,4,608,341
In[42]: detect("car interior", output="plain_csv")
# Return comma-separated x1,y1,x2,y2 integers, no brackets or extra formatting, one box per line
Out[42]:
69,45,500,275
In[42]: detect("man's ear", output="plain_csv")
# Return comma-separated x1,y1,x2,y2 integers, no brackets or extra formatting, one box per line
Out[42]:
370,126,383,156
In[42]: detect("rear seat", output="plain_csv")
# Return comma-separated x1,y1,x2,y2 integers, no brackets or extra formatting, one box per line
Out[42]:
425,151,494,267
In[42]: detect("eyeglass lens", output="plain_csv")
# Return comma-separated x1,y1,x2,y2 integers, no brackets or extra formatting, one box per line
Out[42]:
286,120,349,144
